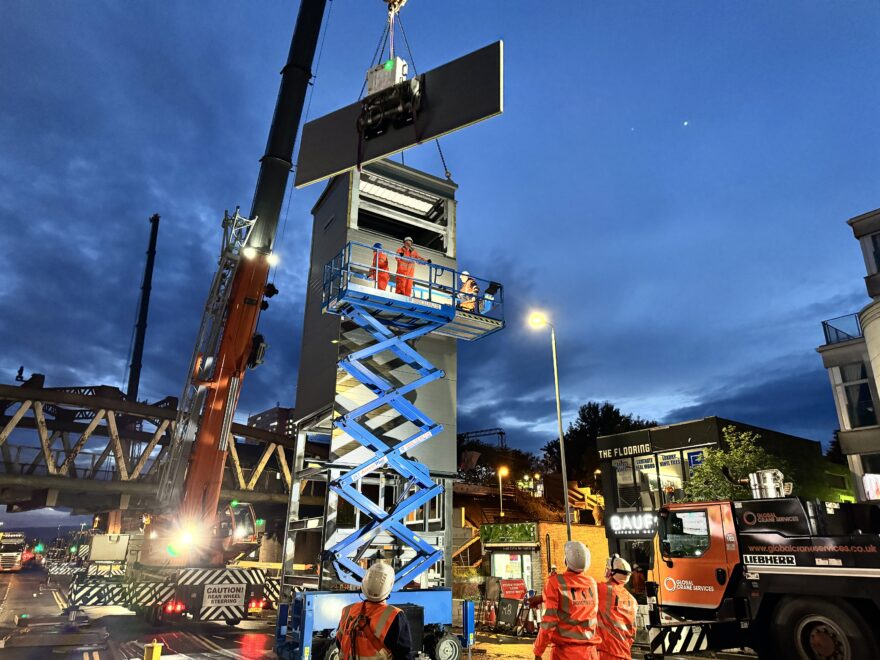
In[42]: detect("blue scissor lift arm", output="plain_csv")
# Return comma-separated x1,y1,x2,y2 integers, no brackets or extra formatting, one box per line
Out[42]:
276,242,503,659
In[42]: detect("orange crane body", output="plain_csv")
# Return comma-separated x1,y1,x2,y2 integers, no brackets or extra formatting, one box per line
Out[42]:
181,257,270,525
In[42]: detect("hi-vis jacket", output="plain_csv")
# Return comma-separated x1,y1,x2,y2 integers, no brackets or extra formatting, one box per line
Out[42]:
596,581,637,659
337,601,403,660
534,570,601,659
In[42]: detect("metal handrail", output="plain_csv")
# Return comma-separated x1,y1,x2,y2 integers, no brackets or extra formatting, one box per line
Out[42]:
323,241,504,319
821,313,863,345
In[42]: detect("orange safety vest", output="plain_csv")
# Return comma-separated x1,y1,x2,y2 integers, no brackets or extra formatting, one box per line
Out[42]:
596,581,637,659
371,251,389,288
533,570,600,658
337,601,401,660
395,246,422,275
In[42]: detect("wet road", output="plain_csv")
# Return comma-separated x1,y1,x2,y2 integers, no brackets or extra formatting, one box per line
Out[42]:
0,569,276,659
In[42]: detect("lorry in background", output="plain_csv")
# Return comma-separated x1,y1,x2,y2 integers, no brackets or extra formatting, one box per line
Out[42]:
646,469,880,659
0,532,34,572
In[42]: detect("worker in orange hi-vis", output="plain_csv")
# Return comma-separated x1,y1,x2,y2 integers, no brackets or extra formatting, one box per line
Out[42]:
337,562,414,660
534,541,601,660
370,242,389,291
596,555,638,660
395,236,423,297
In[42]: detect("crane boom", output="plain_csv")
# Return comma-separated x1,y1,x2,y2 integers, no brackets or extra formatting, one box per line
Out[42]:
155,0,329,559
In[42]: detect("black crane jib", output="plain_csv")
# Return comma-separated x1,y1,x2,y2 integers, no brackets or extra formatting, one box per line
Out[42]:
248,0,328,253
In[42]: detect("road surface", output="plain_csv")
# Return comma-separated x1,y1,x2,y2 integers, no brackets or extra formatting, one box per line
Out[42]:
0,572,750,659
0,569,276,659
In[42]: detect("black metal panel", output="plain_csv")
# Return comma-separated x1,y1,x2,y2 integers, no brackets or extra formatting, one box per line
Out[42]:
295,41,503,188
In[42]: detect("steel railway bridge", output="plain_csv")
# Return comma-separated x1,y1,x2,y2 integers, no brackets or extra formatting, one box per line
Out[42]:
0,381,324,514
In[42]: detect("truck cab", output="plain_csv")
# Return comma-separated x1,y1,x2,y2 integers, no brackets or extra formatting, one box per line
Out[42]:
650,495,880,659
0,532,31,572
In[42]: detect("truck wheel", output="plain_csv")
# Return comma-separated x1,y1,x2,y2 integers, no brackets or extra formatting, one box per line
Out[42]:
430,633,462,660
772,597,880,660
225,618,241,627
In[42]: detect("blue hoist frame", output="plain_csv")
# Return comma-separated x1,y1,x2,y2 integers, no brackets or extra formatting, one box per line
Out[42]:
276,242,503,659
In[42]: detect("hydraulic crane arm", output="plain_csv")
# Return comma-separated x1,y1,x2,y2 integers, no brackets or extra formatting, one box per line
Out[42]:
161,0,329,534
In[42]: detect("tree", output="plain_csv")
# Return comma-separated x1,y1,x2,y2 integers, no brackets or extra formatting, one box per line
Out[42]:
457,438,540,486
825,431,846,465
684,426,791,502
541,401,656,486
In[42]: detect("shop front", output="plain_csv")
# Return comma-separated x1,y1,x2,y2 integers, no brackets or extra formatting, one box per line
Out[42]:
480,522,539,593
597,419,717,566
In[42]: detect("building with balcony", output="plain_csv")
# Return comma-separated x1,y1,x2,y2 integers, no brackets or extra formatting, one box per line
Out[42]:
817,208,880,501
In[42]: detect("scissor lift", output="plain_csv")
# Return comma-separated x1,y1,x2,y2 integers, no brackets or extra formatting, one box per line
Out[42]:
275,242,503,660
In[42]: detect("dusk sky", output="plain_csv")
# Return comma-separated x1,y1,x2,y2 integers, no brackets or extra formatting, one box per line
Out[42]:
2,0,879,463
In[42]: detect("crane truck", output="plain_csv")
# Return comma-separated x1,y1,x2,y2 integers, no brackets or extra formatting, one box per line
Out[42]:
68,0,329,624
645,469,880,660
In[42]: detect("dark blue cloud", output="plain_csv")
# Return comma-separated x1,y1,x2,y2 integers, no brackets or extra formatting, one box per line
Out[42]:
663,358,841,446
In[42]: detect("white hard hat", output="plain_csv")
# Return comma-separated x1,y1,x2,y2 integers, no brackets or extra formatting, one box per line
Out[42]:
404,236,413,243
459,270,470,282
564,541,590,573
362,562,395,602
606,554,632,583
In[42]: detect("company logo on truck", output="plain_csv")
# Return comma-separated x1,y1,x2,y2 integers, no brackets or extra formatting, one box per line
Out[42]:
742,511,800,526
742,554,796,566
663,577,715,593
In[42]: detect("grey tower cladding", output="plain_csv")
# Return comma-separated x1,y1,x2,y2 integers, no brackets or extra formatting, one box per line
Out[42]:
292,159,458,587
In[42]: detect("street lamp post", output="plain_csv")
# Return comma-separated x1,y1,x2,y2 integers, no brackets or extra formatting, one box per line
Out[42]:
528,311,573,541
498,466,509,518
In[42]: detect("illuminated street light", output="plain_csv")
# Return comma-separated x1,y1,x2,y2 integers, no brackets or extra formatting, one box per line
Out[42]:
498,466,509,518
527,311,572,540
266,253,280,267
242,246,257,259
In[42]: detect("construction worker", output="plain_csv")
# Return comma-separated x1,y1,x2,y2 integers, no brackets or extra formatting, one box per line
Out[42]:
395,237,423,297
596,555,638,660
370,242,389,291
458,271,480,312
337,562,413,660
534,541,601,659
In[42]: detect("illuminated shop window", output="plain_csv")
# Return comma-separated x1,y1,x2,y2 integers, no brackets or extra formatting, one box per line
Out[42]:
658,451,684,504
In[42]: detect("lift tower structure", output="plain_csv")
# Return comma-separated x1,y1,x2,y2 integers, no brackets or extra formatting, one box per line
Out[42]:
276,160,504,659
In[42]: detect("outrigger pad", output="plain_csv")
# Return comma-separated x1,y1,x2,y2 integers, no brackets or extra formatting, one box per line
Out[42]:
295,41,503,188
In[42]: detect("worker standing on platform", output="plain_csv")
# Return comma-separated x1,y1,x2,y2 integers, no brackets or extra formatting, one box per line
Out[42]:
534,541,601,659
371,242,390,291
337,562,414,660
596,555,637,660
395,237,423,297
458,271,481,312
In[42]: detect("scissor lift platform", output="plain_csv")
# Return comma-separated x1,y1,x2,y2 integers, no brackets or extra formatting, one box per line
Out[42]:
323,241,505,341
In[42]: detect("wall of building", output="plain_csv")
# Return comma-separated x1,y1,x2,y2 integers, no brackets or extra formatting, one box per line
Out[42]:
534,522,608,595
